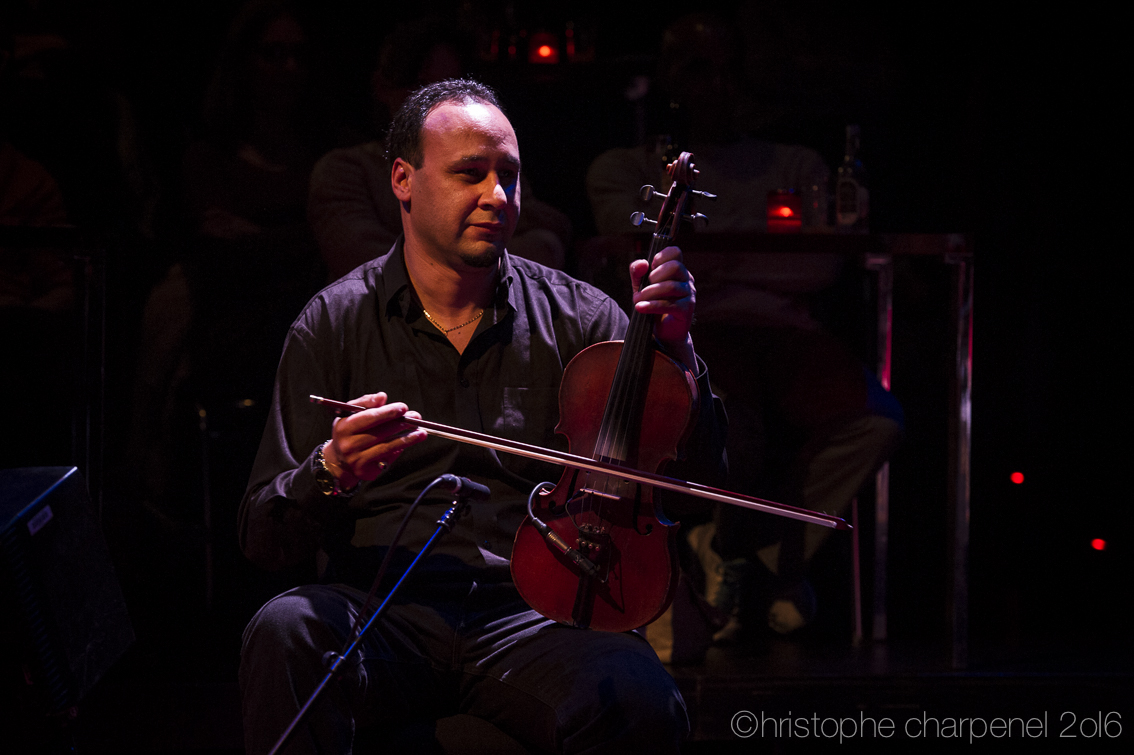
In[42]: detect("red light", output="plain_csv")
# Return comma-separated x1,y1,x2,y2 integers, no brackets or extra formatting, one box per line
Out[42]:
1091,538,1106,551
766,189,801,233
1010,472,1024,484
528,32,559,64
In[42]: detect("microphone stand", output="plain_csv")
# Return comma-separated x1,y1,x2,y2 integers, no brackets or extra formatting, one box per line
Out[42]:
267,487,478,755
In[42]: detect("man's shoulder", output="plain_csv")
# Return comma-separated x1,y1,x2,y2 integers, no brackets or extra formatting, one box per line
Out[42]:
587,145,655,182
732,138,828,180
312,142,386,175
291,248,394,334
507,254,614,307
506,255,627,349
768,139,827,170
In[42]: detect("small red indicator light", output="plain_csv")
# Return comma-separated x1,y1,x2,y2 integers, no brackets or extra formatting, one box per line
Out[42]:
1091,538,1106,551
1010,472,1024,484
528,32,559,64
766,189,802,233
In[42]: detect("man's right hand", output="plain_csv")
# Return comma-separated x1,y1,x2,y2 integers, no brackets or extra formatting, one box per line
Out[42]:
322,392,428,488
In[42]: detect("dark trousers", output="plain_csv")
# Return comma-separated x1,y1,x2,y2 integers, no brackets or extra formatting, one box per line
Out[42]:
240,581,688,754
694,326,903,569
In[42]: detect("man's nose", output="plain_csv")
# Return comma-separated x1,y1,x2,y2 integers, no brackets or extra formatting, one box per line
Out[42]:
481,179,508,209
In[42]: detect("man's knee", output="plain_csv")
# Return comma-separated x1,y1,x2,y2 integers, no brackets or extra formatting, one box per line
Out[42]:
239,586,362,754
561,649,688,754
241,586,354,680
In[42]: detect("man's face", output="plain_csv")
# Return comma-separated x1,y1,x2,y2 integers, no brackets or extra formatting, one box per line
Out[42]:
395,100,521,270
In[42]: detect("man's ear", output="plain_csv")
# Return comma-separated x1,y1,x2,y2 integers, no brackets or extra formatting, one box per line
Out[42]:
391,158,412,205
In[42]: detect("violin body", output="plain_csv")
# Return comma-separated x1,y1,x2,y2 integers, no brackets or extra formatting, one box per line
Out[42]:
512,341,698,631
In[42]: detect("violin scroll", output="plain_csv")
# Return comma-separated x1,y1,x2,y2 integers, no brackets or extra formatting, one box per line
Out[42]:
631,152,718,237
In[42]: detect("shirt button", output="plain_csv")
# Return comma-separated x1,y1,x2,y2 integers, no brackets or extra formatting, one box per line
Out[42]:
459,377,470,388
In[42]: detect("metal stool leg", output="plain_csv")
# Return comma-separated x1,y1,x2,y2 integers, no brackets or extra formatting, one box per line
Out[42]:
851,497,863,646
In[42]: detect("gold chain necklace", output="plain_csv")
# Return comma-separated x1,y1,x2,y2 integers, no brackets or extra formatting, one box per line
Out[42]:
423,308,484,334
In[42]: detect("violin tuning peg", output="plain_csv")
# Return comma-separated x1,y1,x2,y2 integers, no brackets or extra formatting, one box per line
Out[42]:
630,211,657,228
683,213,709,227
692,190,717,200
639,185,659,202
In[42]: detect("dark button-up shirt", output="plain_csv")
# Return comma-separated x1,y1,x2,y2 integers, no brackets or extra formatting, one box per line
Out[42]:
239,240,725,590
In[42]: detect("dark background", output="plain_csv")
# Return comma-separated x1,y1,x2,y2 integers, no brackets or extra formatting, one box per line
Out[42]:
2,0,1127,719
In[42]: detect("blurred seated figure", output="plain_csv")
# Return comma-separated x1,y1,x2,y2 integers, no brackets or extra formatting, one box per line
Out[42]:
308,17,570,281
128,0,335,597
0,138,74,470
0,140,71,309
2,13,145,471
180,0,343,378
586,13,902,639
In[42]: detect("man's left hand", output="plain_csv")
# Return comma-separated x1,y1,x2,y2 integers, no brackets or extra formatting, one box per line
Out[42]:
630,245,697,367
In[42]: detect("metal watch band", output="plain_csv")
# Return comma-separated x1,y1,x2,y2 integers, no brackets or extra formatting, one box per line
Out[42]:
314,441,358,497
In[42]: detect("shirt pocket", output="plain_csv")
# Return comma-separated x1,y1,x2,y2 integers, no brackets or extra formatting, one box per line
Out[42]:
498,385,563,484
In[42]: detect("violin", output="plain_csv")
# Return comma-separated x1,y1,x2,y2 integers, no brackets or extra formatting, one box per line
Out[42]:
505,153,704,630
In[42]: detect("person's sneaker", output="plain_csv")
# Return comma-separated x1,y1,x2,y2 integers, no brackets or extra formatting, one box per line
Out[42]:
767,578,816,634
687,523,722,601
687,523,752,643
711,557,753,642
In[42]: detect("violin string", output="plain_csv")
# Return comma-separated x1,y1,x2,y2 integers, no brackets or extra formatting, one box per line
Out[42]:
607,283,648,464
600,195,672,466
612,204,681,500
596,269,649,465
590,176,684,524
598,243,659,507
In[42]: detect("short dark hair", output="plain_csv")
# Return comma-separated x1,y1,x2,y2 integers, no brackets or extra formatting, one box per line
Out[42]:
386,78,503,168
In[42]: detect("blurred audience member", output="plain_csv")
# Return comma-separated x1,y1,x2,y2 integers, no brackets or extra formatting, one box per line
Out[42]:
1,23,75,470
130,0,336,531
308,18,570,280
586,13,902,640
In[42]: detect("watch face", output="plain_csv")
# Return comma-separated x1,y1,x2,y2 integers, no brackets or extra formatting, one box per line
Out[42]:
315,469,337,495
314,446,339,495
314,443,357,497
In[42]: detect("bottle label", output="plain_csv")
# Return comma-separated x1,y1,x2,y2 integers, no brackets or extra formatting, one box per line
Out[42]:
836,178,860,224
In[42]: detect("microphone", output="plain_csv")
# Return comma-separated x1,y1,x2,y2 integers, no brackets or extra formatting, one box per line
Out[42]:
437,474,492,501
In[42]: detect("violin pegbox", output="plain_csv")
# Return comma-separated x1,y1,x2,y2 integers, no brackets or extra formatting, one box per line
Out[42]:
628,152,716,233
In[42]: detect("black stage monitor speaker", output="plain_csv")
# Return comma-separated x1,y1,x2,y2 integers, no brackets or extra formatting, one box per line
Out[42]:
1,467,134,713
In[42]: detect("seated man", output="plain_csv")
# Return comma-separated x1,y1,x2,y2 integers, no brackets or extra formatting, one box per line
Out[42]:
587,13,902,638
238,79,725,754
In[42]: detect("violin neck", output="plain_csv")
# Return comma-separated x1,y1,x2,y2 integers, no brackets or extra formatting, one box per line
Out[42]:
592,239,671,465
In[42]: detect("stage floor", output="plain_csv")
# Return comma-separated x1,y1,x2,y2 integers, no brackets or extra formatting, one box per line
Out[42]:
674,636,1132,749
60,632,1132,753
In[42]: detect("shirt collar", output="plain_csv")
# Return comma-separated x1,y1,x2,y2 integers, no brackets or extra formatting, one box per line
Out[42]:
494,249,519,319
376,237,412,314
378,237,518,323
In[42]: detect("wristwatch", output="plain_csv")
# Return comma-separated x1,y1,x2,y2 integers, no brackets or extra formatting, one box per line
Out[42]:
314,441,358,498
